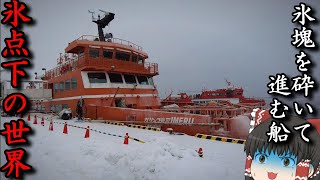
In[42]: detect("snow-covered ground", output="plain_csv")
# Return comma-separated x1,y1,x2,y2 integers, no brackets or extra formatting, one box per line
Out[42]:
0,114,246,180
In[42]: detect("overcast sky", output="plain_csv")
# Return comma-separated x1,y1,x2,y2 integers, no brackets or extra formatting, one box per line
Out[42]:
1,0,319,116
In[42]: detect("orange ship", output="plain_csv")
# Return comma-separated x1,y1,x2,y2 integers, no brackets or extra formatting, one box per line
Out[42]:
162,80,266,107
0,11,267,139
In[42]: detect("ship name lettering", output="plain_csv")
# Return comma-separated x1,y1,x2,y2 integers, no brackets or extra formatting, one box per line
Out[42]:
144,117,194,124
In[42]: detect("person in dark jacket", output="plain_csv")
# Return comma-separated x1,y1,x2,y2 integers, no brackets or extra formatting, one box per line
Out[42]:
76,98,85,120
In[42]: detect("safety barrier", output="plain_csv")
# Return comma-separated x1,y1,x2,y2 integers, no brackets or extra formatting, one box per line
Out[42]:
27,114,146,144
51,120,145,143
195,133,246,144
104,121,125,126
127,124,161,132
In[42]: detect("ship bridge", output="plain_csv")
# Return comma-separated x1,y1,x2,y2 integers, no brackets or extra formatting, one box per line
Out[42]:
44,11,158,80
43,35,158,80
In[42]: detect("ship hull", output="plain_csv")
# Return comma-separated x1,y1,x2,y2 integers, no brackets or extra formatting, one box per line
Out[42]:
86,105,251,139
37,98,252,139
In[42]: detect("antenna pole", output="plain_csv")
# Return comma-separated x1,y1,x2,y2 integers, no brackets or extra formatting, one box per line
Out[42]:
89,10,115,42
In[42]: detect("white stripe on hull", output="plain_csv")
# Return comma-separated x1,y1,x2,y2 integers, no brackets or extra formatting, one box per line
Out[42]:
43,94,157,102
192,98,240,104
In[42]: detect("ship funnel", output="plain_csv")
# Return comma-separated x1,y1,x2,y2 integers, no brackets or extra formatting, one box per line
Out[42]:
89,10,115,42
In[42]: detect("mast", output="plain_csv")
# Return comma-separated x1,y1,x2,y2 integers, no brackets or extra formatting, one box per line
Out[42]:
88,10,115,42
225,78,234,89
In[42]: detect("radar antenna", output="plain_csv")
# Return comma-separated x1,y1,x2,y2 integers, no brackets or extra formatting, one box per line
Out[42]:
99,9,108,14
88,9,115,42
88,10,95,21
225,78,234,89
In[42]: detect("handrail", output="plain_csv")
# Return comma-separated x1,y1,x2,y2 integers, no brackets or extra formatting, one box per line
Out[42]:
76,35,143,51
44,54,80,80
44,57,159,80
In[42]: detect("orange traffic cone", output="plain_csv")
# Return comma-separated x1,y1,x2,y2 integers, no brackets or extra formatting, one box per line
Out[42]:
49,120,53,131
63,122,68,134
124,133,129,145
84,126,90,138
33,115,37,124
27,114,30,121
41,116,44,126
198,148,203,158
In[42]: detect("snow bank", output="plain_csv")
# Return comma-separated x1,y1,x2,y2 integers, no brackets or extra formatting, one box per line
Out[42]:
1,114,246,180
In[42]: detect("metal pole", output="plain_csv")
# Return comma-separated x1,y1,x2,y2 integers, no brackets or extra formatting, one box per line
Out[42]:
95,105,97,120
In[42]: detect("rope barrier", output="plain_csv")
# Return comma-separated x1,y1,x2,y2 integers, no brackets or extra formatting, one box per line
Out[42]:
34,114,146,144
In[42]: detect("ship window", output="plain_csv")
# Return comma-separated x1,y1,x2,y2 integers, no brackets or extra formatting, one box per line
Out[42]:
60,82,64,91
132,54,137,63
103,50,113,59
71,78,77,89
62,104,69,109
55,104,62,113
88,73,107,83
124,74,137,84
148,77,154,86
138,56,144,64
89,49,99,58
65,80,71,90
109,73,123,83
115,52,130,61
79,51,84,58
54,83,59,93
137,76,149,85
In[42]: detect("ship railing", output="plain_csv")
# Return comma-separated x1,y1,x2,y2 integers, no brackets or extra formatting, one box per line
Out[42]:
44,54,80,79
77,35,143,51
242,97,265,101
44,56,158,79
144,62,159,75
76,58,159,75
44,59,158,79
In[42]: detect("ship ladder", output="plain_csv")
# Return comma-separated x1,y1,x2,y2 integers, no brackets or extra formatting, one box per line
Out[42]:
110,87,120,106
